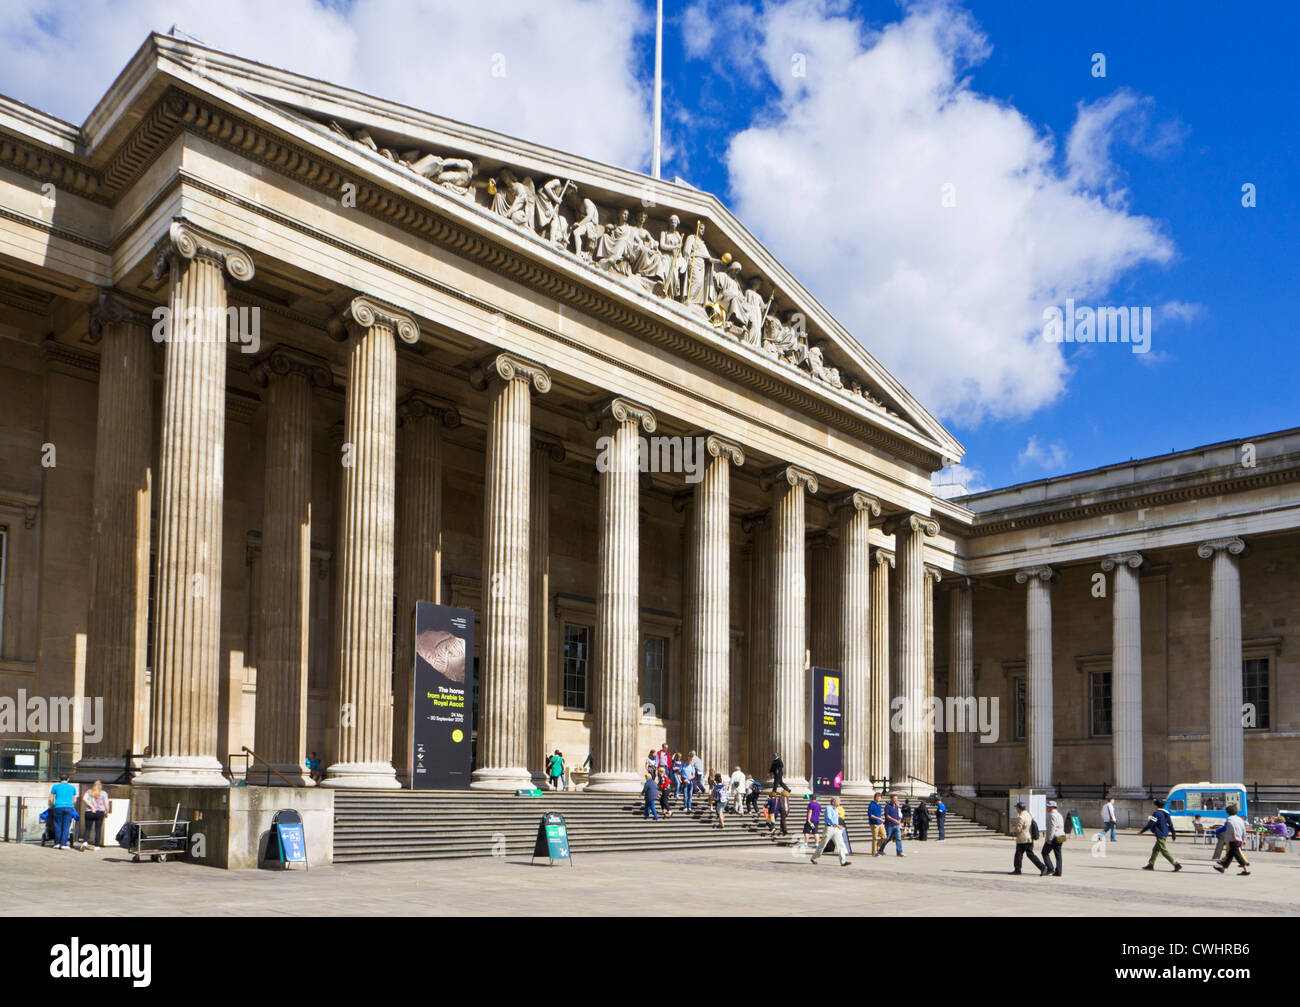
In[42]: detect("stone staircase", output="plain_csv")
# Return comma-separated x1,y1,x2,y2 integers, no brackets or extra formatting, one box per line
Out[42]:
332,789,997,863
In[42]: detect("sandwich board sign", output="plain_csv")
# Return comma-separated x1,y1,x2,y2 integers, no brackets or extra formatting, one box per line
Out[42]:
531,812,572,866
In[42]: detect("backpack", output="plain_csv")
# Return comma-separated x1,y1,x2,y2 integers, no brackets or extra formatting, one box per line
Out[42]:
1030,818,1040,841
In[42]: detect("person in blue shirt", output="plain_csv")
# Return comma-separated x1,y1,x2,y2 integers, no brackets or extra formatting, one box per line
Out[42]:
811,797,851,866
1138,798,1183,872
868,794,885,851
679,760,696,811
936,798,947,841
877,794,905,857
48,773,78,850
641,772,659,820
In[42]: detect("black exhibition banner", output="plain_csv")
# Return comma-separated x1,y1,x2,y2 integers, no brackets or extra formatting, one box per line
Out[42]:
812,667,843,796
412,601,474,789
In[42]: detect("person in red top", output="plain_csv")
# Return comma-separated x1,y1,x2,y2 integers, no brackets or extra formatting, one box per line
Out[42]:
656,768,674,818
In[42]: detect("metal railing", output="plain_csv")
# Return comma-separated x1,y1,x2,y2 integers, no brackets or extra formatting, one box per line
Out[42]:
227,747,299,787
970,781,1300,806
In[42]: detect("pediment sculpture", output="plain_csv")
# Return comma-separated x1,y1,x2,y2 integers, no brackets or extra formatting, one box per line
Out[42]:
325,118,894,417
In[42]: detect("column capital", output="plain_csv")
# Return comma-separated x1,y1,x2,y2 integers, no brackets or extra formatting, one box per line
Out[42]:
924,565,944,585
760,464,818,495
87,289,152,343
882,512,939,538
872,547,895,568
702,433,745,467
250,344,334,390
584,395,656,433
829,490,881,516
1100,551,1145,572
397,389,462,429
1196,536,1246,559
531,431,566,463
333,295,420,345
470,351,552,393
1014,565,1057,584
940,574,976,592
151,218,255,284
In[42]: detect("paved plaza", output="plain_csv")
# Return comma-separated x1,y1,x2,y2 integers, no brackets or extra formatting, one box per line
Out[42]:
3,832,1296,916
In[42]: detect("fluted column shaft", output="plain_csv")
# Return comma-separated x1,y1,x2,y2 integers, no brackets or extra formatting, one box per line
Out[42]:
471,356,549,790
808,534,838,669
838,493,878,795
1103,553,1144,794
869,549,893,784
252,348,327,785
135,221,253,787
1016,565,1055,791
394,392,457,786
528,436,562,784
1199,538,1246,782
324,298,419,789
687,436,743,777
769,466,816,791
889,515,938,795
587,398,655,792
947,581,975,796
77,293,153,780
745,514,773,773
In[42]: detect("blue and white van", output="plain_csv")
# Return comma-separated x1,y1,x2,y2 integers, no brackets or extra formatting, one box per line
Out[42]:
1163,782,1248,835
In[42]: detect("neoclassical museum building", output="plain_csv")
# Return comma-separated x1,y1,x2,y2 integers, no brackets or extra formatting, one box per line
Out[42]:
0,37,1295,799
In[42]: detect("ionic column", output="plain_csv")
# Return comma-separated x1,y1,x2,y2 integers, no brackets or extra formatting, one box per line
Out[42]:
869,548,893,784
765,465,818,791
1102,552,1145,795
249,346,332,786
945,577,975,797
923,565,942,788
685,435,744,778
1197,537,1246,782
1015,565,1056,792
76,292,153,782
322,297,419,790
528,434,564,785
743,512,772,772
393,391,460,786
835,492,879,796
586,397,656,792
468,354,550,790
884,514,939,795
134,221,253,787
807,532,838,669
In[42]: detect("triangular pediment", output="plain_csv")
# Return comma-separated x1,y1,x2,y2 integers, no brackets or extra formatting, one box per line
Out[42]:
128,34,963,464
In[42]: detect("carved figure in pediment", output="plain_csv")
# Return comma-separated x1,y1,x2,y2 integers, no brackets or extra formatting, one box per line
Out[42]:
763,312,802,361
708,260,753,335
679,224,713,308
404,151,476,198
536,178,573,246
595,208,636,274
571,198,602,258
807,345,843,388
628,211,672,289
491,169,536,230
740,277,767,347
659,215,685,298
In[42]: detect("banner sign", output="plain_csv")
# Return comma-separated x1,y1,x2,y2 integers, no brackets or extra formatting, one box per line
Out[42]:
276,823,307,864
412,601,475,790
811,667,843,796
531,812,573,866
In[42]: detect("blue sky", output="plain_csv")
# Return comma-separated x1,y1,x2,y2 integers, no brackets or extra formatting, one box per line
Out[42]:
3,0,1295,491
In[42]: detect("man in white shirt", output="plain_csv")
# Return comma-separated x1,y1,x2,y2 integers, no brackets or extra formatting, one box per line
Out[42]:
729,766,747,813
810,797,851,867
1042,800,1066,877
1101,797,1118,842
1212,805,1251,876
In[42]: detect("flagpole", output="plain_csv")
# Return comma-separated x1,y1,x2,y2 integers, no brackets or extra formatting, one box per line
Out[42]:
652,0,663,179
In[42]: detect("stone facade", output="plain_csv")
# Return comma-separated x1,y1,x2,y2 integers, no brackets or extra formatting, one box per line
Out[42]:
0,37,1294,804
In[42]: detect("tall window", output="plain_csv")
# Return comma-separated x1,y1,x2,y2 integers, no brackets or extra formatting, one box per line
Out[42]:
1243,658,1270,730
641,636,666,718
1090,671,1113,737
562,624,590,711
1013,676,1026,741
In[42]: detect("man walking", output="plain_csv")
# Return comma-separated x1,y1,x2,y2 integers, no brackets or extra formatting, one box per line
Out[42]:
877,795,905,857
1041,800,1065,877
680,758,697,811
810,797,852,867
690,750,705,796
769,752,789,794
803,793,823,844
1100,797,1118,842
868,793,886,851
641,771,659,820
1138,798,1183,872
935,797,947,841
1212,804,1251,876
1011,801,1048,875
729,766,747,814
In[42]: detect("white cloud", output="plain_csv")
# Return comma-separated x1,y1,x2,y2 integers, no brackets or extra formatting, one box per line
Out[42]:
932,463,989,498
709,0,1175,422
1160,299,1204,324
1017,435,1069,472
0,0,652,169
